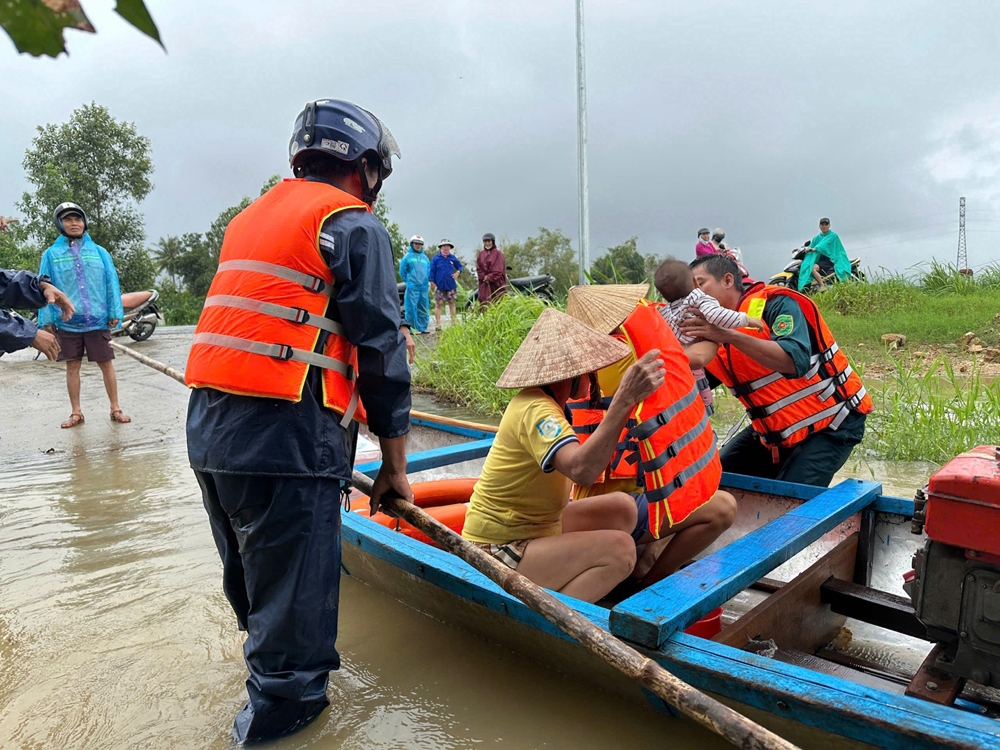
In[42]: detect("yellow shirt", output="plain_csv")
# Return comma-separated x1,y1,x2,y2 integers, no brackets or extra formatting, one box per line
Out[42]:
462,388,579,544
572,351,644,500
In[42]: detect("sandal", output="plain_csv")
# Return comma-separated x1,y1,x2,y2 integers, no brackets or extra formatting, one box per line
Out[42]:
110,409,132,424
61,413,85,429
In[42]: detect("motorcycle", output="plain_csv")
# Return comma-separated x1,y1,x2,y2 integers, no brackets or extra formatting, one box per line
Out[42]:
768,244,865,292
395,273,556,313
115,290,163,342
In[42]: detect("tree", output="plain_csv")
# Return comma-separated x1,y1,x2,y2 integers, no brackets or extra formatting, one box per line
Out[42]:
0,216,38,271
174,232,214,297
18,102,155,291
591,236,657,285
151,235,184,286
373,193,406,276
1,0,161,58
501,228,578,295
206,197,252,264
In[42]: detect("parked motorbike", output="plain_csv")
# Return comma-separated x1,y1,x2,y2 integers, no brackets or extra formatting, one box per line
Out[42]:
769,245,865,292
395,273,555,313
115,290,163,342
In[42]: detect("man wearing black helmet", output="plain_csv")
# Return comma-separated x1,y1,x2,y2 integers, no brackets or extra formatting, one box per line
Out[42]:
185,100,413,743
476,232,507,307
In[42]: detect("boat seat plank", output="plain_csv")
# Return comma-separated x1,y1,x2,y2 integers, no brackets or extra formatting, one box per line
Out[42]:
721,472,912,516
609,479,881,648
715,534,857,653
356,436,495,478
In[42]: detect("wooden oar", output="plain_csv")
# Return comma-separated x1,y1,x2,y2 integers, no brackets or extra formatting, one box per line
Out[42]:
354,470,797,750
111,340,798,749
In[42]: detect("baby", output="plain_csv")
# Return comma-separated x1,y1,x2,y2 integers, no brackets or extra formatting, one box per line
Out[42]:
653,258,764,413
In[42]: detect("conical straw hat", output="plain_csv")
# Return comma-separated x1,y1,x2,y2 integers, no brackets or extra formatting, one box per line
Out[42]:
566,283,650,334
496,308,632,389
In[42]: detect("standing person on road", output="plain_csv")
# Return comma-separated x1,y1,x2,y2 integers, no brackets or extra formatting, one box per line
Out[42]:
799,217,851,291
38,203,129,428
399,235,430,333
429,238,462,330
184,99,413,744
476,232,507,307
0,268,75,358
683,254,871,486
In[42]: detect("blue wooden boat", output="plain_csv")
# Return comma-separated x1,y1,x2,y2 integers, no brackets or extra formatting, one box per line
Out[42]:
345,416,1000,749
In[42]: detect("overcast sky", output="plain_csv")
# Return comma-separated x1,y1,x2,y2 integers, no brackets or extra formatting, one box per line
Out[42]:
2,0,998,280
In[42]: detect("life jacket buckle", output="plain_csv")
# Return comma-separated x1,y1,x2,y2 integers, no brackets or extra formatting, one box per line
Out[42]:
307,277,326,294
293,307,310,324
276,344,294,361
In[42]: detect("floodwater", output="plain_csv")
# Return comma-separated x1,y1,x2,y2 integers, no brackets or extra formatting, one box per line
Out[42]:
1,328,738,749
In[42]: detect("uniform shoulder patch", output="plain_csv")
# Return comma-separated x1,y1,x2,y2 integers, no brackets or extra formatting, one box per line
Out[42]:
772,314,794,337
535,417,562,439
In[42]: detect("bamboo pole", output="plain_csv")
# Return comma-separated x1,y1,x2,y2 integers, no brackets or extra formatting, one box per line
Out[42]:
110,341,186,384
409,409,498,433
114,343,798,749
354,470,797,750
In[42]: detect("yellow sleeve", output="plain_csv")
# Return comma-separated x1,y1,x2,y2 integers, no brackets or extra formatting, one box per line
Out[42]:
518,395,578,473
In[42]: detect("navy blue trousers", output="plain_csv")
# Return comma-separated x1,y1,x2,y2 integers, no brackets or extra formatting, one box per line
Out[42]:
196,471,343,744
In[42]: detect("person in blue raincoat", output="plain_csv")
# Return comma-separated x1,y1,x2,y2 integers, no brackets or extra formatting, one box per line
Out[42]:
38,203,130,427
429,238,463,330
798,217,851,291
399,234,431,333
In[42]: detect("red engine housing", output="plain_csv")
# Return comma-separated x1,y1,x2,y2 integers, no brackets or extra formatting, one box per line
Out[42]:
925,445,1000,556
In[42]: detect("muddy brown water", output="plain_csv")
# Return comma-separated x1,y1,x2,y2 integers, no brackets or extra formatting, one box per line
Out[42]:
0,328,933,749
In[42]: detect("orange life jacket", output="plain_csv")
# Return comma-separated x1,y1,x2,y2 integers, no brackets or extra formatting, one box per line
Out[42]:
569,301,721,534
705,283,872,459
185,178,370,425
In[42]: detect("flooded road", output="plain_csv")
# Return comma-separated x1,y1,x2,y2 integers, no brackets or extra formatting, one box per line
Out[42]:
1,328,733,749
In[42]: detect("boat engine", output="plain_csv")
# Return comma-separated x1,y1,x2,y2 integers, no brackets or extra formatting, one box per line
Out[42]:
909,445,1000,687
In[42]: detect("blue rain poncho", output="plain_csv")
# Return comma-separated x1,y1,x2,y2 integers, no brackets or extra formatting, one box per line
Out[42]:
38,233,123,331
798,230,852,290
399,243,430,332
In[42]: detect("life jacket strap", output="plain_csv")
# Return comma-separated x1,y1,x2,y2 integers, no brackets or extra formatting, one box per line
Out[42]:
761,386,867,445
746,365,854,421
629,386,699,441
192,332,355,379
728,371,783,399
640,410,712,472
643,441,719,504
216,259,333,297
566,395,614,411
204,295,346,335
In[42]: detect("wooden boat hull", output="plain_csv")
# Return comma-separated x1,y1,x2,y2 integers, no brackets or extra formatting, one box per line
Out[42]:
345,415,1000,749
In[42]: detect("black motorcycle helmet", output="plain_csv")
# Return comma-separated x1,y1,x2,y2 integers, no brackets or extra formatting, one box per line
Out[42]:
53,202,88,236
289,99,400,205
482,232,495,243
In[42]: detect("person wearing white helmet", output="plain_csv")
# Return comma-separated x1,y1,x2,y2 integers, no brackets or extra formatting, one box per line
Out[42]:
399,234,430,333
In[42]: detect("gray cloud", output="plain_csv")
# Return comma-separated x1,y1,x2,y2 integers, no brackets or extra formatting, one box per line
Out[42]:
1,0,998,282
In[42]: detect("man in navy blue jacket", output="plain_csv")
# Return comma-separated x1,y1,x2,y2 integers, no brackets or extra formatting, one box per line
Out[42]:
0,268,74,359
429,238,463,330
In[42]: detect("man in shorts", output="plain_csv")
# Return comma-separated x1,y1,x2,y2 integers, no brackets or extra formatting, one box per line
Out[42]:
429,238,463,330
38,203,130,428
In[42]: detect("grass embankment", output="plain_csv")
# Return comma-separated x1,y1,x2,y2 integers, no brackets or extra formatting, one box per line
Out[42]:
415,266,1000,463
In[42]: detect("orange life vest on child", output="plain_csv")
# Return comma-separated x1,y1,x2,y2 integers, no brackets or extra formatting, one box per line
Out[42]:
705,283,872,459
185,178,370,425
569,301,721,534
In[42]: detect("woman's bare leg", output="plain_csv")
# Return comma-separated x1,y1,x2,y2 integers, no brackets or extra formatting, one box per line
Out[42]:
561,492,637,534
515,530,636,603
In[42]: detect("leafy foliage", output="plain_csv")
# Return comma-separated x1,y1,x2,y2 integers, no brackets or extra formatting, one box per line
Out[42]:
373,193,406,276
590,236,660,286
502,227,578,295
18,102,155,290
0,219,39,271
0,0,161,58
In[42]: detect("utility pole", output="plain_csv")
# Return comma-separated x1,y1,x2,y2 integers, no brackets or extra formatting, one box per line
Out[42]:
957,196,968,272
575,0,590,285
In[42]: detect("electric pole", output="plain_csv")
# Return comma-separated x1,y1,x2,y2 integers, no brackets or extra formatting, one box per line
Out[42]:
957,196,968,272
575,0,590,285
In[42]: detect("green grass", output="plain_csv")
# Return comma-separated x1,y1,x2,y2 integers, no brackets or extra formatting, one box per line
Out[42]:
414,293,550,415
814,265,1000,358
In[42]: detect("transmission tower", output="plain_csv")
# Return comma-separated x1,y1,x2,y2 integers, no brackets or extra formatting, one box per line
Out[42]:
957,196,968,271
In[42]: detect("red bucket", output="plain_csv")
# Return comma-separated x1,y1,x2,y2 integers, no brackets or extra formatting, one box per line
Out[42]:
683,606,723,639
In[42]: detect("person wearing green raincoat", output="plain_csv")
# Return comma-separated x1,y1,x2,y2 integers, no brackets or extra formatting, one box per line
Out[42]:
798,218,851,291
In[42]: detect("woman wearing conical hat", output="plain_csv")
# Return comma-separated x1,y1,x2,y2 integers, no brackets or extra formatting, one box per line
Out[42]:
461,308,666,603
566,284,737,597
